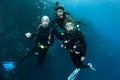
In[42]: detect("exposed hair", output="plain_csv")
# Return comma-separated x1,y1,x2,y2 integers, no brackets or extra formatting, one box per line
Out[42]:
54,2,64,11
64,15,74,25
54,5,64,11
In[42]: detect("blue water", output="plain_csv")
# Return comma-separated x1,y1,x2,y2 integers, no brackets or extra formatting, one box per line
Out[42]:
0,0,120,80
64,0,120,41
62,0,120,80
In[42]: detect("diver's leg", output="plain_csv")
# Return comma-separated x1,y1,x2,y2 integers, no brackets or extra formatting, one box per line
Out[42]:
76,55,96,70
76,54,94,69
75,54,90,69
80,63,90,69
36,49,47,66
70,52,89,69
80,62,96,71
68,53,81,80
70,52,80,68
17,45,37,65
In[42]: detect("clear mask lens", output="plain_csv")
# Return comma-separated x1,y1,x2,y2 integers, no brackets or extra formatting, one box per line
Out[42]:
41,19,49,26
65,23,74,30
57,9,63,15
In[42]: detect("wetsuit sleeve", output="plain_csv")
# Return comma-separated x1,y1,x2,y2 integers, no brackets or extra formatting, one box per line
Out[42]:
52,28,65,40
27,27,40,39
29,25,41,41
77,32,87,57
29,33,36,39
51,16,57,26
48,29,54,45
80,38,87,57
72,32,86,57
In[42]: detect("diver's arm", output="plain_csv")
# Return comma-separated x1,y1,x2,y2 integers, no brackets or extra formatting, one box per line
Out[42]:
78,34,87,57
81,32,87,57
25,24,42,39
53,28,65,40
76,21,85,27
74,32,86,60
25,32,36,39
78,38,86,62
30,33,36,39
81,56,85,62
48,31,54,46
51,16,57,26
30,26,41,39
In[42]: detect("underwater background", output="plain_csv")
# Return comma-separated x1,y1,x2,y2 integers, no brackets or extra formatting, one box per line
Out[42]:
0,0,120,80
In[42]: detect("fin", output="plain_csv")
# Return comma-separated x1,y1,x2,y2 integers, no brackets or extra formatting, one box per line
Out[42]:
88,63,96,71
2,62,16,71
68,68,80,80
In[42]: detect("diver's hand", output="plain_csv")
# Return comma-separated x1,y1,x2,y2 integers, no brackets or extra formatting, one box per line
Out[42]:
81,56,85,61
48,35,51,40
76,25,80,27
25,32,32,38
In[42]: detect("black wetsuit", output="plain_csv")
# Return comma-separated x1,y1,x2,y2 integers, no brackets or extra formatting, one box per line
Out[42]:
52,12,71,30
58,30,90,69
17,25,54,66
52,12,73,39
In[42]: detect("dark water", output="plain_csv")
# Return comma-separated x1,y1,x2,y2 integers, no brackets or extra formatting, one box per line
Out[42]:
0,0,120,80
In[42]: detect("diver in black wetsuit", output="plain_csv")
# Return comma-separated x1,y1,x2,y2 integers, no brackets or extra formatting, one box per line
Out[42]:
56,18,95,70
52,1,84,30
2,16,54,70
63,26,89,69
17,15,54,66
52,1,83,40
52,1,73,30
62,18,96,80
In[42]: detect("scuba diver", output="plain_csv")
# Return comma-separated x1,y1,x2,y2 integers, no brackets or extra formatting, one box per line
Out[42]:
52,1,83,40
52,1,74,41
52,1,73,30
3,15,54,70
52,1,84,31
56,18,96,80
